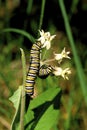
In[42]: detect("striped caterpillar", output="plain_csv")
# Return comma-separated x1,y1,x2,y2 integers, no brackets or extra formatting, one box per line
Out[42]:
25,42,53,95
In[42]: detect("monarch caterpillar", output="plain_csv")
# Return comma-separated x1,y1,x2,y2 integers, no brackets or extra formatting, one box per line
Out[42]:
38,64,53,79
25,42,41,95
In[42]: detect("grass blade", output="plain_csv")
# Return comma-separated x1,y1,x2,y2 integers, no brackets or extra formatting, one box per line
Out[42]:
58,0,87,104
2,28,35,43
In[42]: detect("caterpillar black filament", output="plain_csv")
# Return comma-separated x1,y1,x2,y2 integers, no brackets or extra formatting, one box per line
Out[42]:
25,42,41,95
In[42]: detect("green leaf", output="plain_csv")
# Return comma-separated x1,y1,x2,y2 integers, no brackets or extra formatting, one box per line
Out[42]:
25,87,61,130
20,48,26,130
24,109,34,128
2,28,35,43
9,85,22,130
34,100,60,130
30,87,61,109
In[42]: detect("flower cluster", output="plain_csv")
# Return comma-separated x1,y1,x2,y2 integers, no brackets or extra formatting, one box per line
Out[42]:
54,47,71,64
38,30,71,80
37,30,56,50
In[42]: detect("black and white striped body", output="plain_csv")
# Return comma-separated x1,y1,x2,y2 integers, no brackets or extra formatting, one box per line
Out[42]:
25,42,41,95
38,64,53,79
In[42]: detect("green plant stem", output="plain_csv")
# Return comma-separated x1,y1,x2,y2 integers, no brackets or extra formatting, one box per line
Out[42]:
20,48,26,130
38,0,46,36
20,0,33,45
58,0,87,104
27,0,33,15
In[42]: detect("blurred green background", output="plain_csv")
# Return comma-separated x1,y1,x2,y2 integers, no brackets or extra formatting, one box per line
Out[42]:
0,0,87,130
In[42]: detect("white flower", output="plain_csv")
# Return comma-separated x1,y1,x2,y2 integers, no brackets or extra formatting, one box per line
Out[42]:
53,67,71,80
37,30,56,50
54,47,71,64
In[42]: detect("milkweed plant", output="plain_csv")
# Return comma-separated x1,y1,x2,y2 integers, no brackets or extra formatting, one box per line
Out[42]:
38,30,71,80
9,30,71,130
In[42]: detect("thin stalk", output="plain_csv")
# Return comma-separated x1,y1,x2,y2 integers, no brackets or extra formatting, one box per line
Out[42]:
27,0,33,15
58,0,87,104
19,0,33,44
42,59,55,64
38,0,46,36
20,48,26,130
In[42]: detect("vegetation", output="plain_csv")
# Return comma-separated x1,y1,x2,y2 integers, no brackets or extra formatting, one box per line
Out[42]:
0,0,87,130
